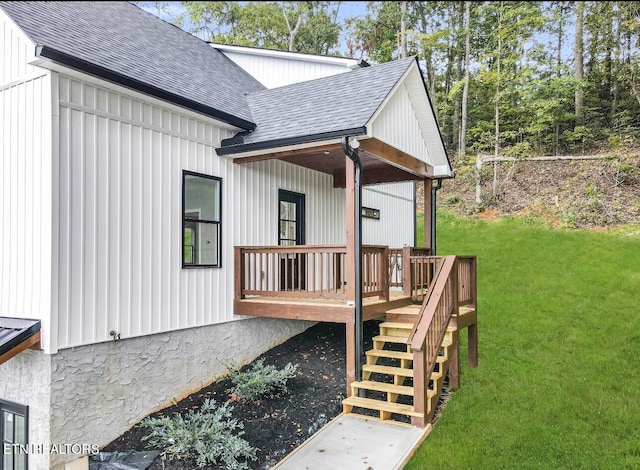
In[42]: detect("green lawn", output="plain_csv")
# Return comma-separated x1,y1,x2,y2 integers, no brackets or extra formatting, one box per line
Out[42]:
407,211,640,469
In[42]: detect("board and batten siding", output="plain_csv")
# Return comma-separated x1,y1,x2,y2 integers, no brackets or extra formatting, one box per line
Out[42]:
370,80,429,164
54,75,345,351
362,183,415,248
219,50,352,89
0,11,53,350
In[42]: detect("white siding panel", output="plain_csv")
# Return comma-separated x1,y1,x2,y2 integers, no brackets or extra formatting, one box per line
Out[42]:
55,76,346,350
371,82,429,164
221,52,351,88
0,72,53,349
363,183,415,248
0,10,42,86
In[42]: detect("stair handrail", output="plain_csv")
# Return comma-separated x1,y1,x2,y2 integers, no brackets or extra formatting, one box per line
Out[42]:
407,255,458,426
408,255,457,353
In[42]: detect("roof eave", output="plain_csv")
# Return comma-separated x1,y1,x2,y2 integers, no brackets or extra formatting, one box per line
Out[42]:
217,127,367,157
35,45,257,131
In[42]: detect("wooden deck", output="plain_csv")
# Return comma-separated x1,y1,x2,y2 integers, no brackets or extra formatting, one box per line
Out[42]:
234,289,414,323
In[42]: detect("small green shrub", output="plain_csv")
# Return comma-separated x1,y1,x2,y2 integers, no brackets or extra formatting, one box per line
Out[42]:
140,399,256,470
444,194,461,205
227,359,298,401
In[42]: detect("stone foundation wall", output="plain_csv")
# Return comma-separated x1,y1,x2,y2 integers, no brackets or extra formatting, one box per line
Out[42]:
48,317,313,469
0,349,52,470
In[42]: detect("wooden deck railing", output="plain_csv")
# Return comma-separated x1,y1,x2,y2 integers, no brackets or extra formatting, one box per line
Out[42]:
235,245,390,301
456,256,477,307
408,255,459,427
389,247,431,289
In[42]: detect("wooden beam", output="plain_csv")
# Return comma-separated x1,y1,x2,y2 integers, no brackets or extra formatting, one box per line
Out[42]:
333,166,423,188
359,139,433,178
234,300,352,323
231,143,342,164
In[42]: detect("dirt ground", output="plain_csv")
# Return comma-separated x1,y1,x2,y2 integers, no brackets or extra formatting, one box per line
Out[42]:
102,321,382,470
424,152,640,228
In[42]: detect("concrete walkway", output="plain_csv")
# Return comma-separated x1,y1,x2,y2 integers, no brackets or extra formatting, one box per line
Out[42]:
272,414,431,470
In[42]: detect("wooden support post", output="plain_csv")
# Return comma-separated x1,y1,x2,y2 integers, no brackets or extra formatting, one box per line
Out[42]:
449,328,460,389
345,155,357,393
381,246,390,301
234,247,244,300
411,348,427,427
402,246,412,297
468,322,479,368
346,320,356,396
423,178,433,251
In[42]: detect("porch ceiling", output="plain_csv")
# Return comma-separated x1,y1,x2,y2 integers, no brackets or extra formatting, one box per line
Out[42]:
231,138,433,188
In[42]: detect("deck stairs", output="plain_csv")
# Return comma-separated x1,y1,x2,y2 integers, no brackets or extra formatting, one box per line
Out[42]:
342,303,456,426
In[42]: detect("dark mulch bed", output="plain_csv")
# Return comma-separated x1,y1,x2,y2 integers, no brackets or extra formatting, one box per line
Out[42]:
102,321,381,469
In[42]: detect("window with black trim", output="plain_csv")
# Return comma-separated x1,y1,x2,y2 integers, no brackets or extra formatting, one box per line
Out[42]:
1,399,28,470
182,171,222,268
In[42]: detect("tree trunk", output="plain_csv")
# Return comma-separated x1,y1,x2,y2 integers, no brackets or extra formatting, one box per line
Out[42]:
555,1,564,155
283,7,303,52
459,1,471,160
400,1,407,58
494,2,503,199
452,1,464,155
575,1,584,127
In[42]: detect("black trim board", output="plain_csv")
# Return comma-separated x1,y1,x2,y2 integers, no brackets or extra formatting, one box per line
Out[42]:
217,127,367,156
36,45,256,131
0,317,40,358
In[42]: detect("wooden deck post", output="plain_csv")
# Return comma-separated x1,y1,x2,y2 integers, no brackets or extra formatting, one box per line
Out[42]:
449,328,460,389
468,322,479,368
449,258,461,388
402,246,412,297
345,154,357,395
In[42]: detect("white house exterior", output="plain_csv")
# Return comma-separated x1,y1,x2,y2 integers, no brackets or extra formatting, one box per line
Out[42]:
0,3,452,469
212,43,418,249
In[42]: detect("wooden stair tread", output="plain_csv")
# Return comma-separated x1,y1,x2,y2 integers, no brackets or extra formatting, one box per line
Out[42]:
366,349,413,360
379,321,414,330
373,334,409,344
351,380,414,396
362,364,414,377
343,396,422,417
385,305,421,315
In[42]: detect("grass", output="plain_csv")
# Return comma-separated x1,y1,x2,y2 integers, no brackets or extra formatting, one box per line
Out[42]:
407,211,640,469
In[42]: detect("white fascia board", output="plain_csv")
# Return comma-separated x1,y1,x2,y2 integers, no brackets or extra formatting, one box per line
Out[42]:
433,164,455,179
28,58,244,132
210,43,361,67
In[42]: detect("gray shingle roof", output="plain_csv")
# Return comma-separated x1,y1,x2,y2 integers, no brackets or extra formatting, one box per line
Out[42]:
218,57,416,154
0,1,265,129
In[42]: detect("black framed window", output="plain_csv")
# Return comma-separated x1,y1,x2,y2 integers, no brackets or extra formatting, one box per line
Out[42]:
1,399,28,470
182,171,222,268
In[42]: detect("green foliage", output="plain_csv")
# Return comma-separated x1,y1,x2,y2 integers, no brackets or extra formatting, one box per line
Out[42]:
408,212,640,469
141,399,256,469
178,1,340,54
227,359,298,401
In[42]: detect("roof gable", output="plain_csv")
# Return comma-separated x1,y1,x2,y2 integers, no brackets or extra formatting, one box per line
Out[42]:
218,56,452,177
0,1,265,129
218,57,416,153
367,61,452,177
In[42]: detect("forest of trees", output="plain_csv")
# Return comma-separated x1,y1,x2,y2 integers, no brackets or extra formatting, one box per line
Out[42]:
148,1,640,159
